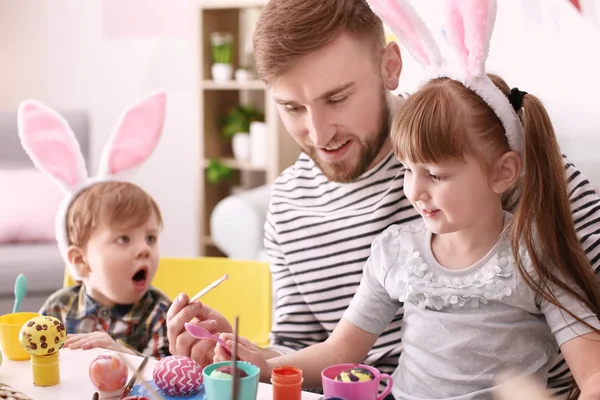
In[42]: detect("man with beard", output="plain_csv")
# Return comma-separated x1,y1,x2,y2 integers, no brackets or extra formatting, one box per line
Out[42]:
166,0,600,395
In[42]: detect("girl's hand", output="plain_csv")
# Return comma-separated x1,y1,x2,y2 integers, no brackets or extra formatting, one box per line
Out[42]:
579,371,600,400
213,333,271,380
65,332,123,353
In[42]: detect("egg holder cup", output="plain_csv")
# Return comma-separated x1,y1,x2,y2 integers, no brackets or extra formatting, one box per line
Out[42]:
321,364,393,400
0,314,67,387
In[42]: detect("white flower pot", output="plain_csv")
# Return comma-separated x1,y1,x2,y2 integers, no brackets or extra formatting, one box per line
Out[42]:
235,69,253,82
211,63,233,82
232,133,251,161
250,121,267,167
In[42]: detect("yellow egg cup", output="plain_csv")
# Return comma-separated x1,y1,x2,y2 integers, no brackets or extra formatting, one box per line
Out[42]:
18,315,66,387
0,312,40,361
31,352,60,387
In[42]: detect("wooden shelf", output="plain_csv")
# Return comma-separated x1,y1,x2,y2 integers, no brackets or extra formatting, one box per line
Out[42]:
202,236,226,257
196,0,300,258
202,235,216,246
204,157,267,172
202,80,264,90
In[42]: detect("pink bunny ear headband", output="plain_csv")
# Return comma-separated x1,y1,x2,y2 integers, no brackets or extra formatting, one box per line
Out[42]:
367,0,526,173
17,91,167,281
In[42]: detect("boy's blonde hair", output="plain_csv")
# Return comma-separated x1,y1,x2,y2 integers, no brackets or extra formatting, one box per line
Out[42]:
66,181,162,248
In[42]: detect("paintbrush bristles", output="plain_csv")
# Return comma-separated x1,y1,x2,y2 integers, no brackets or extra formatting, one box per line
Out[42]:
114,352,166,400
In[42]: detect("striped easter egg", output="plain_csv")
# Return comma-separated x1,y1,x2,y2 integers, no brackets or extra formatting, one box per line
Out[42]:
153,355,203,396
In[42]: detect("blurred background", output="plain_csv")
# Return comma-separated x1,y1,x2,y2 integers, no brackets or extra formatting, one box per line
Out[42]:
0,0,598,313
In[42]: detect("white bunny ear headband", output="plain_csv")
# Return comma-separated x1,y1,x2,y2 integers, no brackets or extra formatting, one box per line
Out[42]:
17,91,167,281
367,0,526,172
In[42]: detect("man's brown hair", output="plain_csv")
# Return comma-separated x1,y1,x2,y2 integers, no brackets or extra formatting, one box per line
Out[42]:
67,181,162,248
253,0,386,84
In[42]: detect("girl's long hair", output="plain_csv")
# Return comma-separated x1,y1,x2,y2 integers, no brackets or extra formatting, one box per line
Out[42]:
391,74,600,399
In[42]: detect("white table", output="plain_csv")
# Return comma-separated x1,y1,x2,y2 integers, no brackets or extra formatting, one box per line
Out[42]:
0,348,322,399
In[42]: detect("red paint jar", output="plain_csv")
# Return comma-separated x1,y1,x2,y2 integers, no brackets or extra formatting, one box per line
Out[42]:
271,366,303,400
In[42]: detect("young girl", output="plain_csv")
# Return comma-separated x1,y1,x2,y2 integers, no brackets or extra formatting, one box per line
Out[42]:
214,0,600,398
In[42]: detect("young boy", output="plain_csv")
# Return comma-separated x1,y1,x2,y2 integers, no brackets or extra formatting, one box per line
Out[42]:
40,181,171,359
18,91,171,358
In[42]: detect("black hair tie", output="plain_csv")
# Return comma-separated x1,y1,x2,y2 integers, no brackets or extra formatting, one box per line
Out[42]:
508,87,528,111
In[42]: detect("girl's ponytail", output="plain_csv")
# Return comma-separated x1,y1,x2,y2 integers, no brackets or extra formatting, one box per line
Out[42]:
495,75,600,399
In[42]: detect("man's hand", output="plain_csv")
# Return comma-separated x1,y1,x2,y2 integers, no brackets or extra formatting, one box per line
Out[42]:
65,332,124,353
213,333,272,381
166,293,233,367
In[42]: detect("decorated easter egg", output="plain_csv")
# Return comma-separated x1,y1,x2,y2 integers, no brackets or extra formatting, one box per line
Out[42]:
334,367,375,382
153,355,203,396
18,315,66,356
210,365,248,380
89,352,128,392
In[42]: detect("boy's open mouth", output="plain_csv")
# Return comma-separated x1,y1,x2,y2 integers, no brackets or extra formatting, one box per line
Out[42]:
132,267,148,284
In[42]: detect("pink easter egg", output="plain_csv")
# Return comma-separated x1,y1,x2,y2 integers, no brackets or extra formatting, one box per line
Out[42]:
153,355,203,396
89,352,128,392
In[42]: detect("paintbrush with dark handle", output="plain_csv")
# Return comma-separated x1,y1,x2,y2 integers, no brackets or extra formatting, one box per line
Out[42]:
230,316,240,400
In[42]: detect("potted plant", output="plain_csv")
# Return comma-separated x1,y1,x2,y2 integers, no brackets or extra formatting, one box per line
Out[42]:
222,105,264,161
210,32,234,82
206,158,233,184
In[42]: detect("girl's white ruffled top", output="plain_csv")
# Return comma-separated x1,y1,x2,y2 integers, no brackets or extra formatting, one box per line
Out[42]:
398,238,517,311
343,212,600,400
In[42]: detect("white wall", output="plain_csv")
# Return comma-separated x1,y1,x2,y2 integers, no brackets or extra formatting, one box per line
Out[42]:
396,0,600,186
581,0,600,26
2,0,599,259
0,0,200,256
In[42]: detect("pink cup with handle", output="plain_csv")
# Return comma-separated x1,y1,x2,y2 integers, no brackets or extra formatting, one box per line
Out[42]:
321,363,393,400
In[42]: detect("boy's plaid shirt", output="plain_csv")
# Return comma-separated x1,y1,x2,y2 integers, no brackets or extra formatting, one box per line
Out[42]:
40,285,171,358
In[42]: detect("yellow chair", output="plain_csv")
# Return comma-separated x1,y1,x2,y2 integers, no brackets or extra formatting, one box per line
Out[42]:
63,257,272,348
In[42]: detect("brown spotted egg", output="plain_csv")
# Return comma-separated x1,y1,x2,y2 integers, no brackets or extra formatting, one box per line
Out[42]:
19,315,66,356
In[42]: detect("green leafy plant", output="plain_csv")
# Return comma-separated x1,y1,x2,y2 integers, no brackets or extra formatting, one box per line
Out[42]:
211,32,233,64
221,105,264,140
206,158,233,184
212,42,232,64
